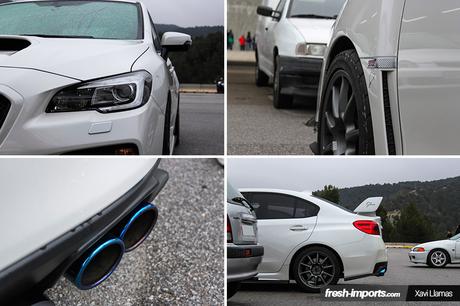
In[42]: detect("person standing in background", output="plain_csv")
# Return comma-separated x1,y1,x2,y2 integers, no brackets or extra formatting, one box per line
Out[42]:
246,32,253,50
455,224,460,235
227,30,234,50
239,34,246,51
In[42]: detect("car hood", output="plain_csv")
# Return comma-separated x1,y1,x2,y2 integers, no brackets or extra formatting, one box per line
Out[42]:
414,239,452,250
288,18,335,44
0,35,149,80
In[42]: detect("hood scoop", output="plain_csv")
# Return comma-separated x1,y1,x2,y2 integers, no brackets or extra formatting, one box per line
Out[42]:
0,38,31,55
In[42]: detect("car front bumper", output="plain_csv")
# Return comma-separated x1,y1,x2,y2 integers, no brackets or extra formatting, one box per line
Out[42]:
0,162,168,304
409,251,428,264
227,244,264,283
279,56,323,98
0,68,164,155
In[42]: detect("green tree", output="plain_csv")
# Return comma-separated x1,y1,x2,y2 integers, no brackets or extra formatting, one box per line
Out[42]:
376,206,395,242
314,185,340,203
395,203,434,243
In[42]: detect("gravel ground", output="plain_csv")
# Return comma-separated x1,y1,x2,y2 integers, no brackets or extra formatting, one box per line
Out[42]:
47,158,224,306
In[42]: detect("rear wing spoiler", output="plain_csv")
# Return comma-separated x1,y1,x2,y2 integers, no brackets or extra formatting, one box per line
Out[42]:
353,197,383,217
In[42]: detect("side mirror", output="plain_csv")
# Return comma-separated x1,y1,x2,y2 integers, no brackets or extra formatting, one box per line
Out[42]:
256,5,281,20
161,32,192,59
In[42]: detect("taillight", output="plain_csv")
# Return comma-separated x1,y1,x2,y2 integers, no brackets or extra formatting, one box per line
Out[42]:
353,220,380,235
227,216,233,243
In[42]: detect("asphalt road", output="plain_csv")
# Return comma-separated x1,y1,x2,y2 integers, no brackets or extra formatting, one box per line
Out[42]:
47,159,224,306
229,248,460,306
227,64,316,155
174,93,225,156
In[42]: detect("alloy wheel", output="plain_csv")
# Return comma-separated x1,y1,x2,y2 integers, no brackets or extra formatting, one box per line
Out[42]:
321,71,359,155
298,251,336,289
431,250,447,267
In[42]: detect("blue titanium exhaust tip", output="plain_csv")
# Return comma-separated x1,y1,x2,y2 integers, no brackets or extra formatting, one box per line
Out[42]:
67,238,125,290
118,203,158,252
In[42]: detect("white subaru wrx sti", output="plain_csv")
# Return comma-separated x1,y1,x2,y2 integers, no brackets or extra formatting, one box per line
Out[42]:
0,0,191,155
240,189,388,292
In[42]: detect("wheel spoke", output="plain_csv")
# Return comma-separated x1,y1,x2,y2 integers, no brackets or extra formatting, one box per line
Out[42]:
319,275,327,285
339,76,350,114
322,271,333,277
342,93,355,124
345,128,359,143
332,85,340,119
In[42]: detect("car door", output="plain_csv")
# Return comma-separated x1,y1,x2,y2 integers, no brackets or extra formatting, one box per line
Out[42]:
455,238,460,259
242,191,318,273
260,0,288,76
398,0,460,154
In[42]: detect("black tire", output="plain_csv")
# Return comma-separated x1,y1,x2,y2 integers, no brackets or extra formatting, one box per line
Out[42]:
255,51,269,87
174,96,180,147
292,246,341,293
318,49,374,155
227,282,240,299
162,96,172,155
273,55,293,109
427,249,449,268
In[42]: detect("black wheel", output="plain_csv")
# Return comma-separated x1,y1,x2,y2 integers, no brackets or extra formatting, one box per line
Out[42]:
162,96,172,155
273,55,293,109
318,49,374,155
293,247,341,293
227,282,240,299
428,249,449,268
255,51,269,87
174,96,180,147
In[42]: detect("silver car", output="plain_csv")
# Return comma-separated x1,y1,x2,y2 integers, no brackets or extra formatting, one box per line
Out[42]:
227,183,264,299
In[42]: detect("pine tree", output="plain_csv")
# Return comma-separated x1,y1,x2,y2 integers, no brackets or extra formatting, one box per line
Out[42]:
313,185,340,203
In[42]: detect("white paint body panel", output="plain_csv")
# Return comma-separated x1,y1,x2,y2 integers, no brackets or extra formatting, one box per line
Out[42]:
240,189,387,281
0,1,180,154
318,0,460,154
409,239,460,265
0,158,158,272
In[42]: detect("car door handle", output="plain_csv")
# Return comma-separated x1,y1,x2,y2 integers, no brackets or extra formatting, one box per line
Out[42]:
289,225,308,232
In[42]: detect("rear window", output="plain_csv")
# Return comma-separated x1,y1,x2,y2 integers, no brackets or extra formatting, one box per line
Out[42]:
0,1,143,40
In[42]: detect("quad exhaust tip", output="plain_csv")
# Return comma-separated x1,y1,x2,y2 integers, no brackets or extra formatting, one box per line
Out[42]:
115,203,158,252
66,238,125,290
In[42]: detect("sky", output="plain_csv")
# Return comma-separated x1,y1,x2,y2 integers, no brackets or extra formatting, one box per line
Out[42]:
228,158,460,192
141,0,224,27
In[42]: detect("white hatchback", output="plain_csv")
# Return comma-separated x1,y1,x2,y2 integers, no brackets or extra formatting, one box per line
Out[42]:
240,189,388,292
0,0,191,155
255,0,346,108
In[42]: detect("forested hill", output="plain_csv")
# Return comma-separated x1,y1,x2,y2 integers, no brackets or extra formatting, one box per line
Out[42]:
338,176,460,237
156,24,223,38
157,24,224,84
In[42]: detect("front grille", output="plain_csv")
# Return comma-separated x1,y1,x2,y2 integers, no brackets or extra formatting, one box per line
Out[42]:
0,94,11,132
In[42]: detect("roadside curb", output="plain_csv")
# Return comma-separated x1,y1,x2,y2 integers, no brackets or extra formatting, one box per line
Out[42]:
386,243,416,249
179,89,219,94
227,60,256,67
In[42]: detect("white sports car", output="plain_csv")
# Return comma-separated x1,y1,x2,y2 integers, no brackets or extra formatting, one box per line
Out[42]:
255,0,346,108
313,0,460,155
240,189,388,292
0,0,191,155
0,158,168,305
409,234,460,268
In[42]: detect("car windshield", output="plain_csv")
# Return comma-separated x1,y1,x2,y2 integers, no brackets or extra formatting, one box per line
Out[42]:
288,0,346,19
0,1,142,39
450,233,460,240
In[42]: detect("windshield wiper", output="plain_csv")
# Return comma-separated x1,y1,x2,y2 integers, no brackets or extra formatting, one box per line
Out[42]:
290,14,337,19
19,34,96,39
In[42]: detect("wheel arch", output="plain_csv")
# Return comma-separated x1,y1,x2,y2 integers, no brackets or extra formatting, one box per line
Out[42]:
325,35,356,71
288,243,345,280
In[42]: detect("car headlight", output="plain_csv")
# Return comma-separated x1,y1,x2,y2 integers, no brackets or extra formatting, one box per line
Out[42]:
412,247,425,252
46,71,153,113
295,43,327,57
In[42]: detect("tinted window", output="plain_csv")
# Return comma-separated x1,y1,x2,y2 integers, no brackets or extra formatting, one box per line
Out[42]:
288,0,346,18
243,192,319,220
0,1,143,40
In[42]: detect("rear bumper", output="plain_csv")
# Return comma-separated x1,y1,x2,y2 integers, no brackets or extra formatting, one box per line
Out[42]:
0,161,168,304
279,56,323,98
227,244,264,283
344,262,388,281
409,251,428,264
